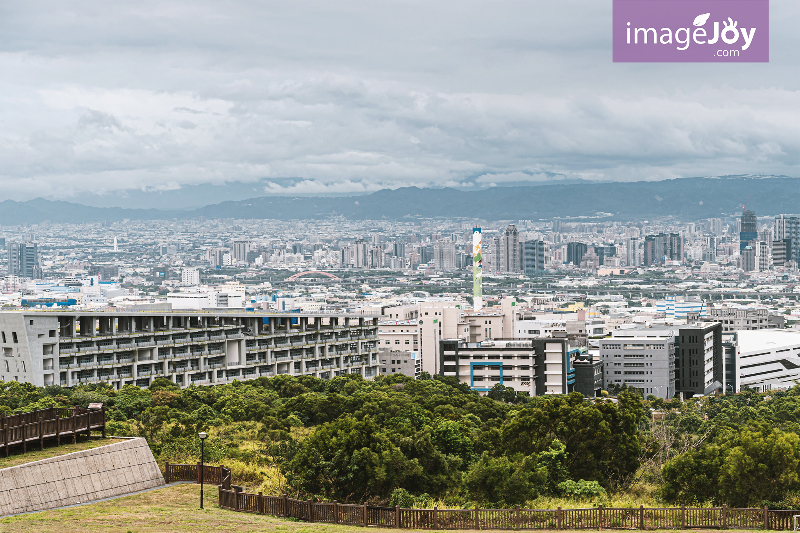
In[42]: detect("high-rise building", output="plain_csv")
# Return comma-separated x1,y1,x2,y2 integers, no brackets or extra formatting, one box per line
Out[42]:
740,209,757,252
594,245,617,266
626,238,640,266
498,224,521,273
7,242,42,279
775,215,800,264
433,239,456,271
566,242,587,266
231,240,252,262
522,240,548,275
643,233,683,266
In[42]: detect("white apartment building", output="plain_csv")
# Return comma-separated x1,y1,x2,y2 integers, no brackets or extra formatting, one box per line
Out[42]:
600,329,676,399
181,268,200,286
378,319,421,377
0,311,379,388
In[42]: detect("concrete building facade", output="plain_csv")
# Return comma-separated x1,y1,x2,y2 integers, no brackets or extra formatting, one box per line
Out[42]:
0,311,379,389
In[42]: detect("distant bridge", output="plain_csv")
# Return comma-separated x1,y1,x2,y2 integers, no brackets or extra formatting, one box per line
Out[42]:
284,271,343,282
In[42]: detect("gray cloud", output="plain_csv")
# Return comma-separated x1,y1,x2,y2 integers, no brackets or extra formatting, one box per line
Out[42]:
0,0,799,203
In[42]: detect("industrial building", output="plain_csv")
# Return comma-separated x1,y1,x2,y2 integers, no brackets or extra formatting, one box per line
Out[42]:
734,330,800,392
0,311,379,389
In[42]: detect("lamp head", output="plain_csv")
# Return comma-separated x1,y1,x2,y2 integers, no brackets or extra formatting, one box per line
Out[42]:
198,432,208,440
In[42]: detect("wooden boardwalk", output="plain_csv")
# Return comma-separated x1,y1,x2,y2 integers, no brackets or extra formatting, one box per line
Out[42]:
0,406,106,456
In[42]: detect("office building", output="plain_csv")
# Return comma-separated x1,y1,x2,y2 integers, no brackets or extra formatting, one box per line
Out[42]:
594,245,617,266
740,209,757,252
439,338,572,396
522,240,548,275
600,329,676,399
773,239,791,267
656,296,706,319
775,215,800,264
7,242,42,279
567,242,588,266
734,330,800,392
0,311,379,389
675,322,723,397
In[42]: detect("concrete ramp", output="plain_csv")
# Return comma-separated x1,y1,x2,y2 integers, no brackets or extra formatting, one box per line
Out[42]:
0,437,164,516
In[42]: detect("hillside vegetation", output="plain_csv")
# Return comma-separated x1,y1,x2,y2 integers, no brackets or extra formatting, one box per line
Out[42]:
3,376,800,509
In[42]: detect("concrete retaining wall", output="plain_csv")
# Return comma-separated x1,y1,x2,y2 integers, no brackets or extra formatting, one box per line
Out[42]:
0,437,164,516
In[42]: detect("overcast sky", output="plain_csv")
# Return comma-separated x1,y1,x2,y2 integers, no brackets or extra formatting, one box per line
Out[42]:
2,0,800,205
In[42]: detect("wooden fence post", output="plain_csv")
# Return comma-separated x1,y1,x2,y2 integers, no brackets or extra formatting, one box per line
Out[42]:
72,413,77,444
434,506,438,529
475,505,479,530
640,505,644,530
258,492,264,514
363,502,368,527
557,507,562,530
599,504,603,530
283,494,288,517
308,499,314,523
38,415,43,450
56,416,61,446
165,462,170,484
334,501,339,524
395,505,400,529
101,405,106,438
681,505,686,529
722,504,727,529
764,506,769,530
22,422,27,453
234,487,240,511
516,505,520,530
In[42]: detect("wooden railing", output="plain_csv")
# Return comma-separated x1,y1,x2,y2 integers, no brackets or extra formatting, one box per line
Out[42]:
158,462,798,531
215,494,800,531
0,406,105,456
164,462,231,487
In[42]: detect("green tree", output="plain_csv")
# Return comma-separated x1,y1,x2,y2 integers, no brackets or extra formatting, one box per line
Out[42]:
463,451,546,506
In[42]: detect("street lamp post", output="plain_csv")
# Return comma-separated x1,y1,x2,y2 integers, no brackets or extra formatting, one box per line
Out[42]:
198,432,208,509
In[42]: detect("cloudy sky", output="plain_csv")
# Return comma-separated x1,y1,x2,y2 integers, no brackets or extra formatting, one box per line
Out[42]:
2,0,800,206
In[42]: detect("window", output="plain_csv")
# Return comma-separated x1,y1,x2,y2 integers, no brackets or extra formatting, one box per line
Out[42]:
12,332,18,343
405,340,410,344
30,320,33,326
395,340,400,344
1,332,4,343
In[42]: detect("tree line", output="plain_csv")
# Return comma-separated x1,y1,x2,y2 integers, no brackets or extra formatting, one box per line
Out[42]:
2,376,800,508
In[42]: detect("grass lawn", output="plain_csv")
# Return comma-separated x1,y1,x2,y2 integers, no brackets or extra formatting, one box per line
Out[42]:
0,483,759,533
0,437,126,469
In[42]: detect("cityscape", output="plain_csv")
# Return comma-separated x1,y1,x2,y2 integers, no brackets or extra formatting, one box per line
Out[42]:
4,0,800,530
3,206,800,398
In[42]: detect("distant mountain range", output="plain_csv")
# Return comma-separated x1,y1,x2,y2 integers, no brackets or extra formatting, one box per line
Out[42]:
1,176,798,225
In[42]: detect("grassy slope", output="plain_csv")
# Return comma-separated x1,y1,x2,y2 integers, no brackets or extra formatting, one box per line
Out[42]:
0,438,126,469
0,483,759,533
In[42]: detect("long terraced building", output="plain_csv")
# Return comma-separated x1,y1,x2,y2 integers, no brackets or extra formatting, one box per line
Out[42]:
0,311,379,389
